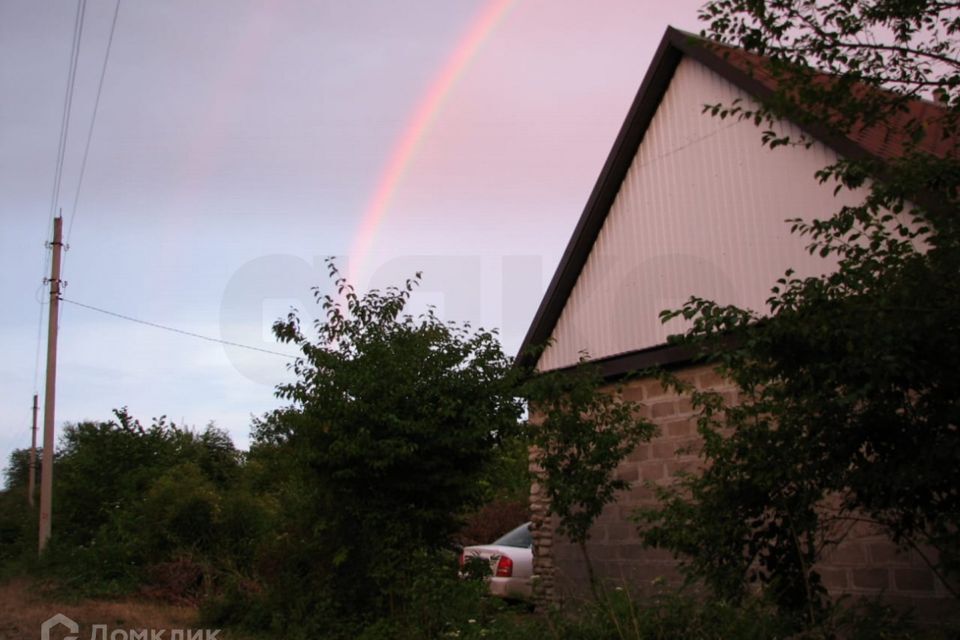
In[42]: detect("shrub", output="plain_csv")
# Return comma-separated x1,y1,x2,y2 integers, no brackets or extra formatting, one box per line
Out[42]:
234,261,524,633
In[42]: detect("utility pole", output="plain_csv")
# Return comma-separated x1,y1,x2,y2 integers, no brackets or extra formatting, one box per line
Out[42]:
28,394,38,507
39,216,63,553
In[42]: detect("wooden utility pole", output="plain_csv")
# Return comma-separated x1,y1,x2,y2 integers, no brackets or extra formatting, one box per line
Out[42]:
39,216,63,553
28,394,38,507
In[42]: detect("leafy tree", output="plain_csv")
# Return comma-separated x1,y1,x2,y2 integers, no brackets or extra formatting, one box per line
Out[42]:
140,462,221,555
21,410,244,596
0,449,38,566
249,259,523,634
2,448,37,491
55,410,240,549
524,359,655,599
637,0,960,621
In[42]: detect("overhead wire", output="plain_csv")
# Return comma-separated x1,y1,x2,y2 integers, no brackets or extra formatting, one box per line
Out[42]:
47,0,87,229
34,0,87,396
65,0,121,252
34,3,295,415
61,297,299,360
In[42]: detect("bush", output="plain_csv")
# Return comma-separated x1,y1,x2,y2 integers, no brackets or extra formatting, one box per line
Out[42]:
228,261,524,634
465,588,938,640
140,463,220,556
0,486,36,572
0,410,251,598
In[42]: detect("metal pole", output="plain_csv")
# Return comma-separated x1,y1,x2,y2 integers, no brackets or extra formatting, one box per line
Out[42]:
28,394,38,507
39,216,63,553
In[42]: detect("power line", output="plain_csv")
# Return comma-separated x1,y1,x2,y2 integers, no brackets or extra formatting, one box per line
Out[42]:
66,0,121,250
60,297,298,360
48,0,87,229
35,0,86,395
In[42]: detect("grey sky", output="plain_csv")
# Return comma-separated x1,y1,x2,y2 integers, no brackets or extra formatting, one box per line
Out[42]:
1,0,704,472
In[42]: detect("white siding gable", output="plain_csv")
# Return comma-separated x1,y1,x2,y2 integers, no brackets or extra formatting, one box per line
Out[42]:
538,56,865,371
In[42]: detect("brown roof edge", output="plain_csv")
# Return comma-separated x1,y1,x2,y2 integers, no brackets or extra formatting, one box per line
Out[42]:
544,342,700,381
671,32,878,164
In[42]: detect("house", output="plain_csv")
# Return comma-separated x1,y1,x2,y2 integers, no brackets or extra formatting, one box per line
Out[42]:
519,26,955,616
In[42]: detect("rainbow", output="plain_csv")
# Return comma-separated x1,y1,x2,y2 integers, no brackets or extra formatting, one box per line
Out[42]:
348,0,516,283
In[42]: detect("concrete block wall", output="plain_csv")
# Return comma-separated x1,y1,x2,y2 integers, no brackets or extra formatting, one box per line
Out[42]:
529,364,956,617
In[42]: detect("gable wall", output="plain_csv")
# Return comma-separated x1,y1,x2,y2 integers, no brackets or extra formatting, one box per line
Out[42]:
538,56,867,371
527,43,955,623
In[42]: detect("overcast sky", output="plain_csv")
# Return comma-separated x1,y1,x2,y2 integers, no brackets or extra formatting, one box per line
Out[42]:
0,0,704,470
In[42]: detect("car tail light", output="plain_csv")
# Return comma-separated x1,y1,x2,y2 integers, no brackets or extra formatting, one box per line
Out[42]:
458,552,465,568
495,555,513,577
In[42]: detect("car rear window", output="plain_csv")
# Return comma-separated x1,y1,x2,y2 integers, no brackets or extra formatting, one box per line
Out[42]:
493,522,531,548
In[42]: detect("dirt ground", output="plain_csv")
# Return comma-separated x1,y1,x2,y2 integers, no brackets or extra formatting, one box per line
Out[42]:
0,578,204,640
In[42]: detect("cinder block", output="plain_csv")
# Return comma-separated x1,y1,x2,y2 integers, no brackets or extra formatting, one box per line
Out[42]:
622,485,653,503
640,462,666,481
851,568,889,590
869,542,911,565
606,523,632,541
627,443,653,462
621,384,645,402
664,419,693,438
616,464,639,483
652,402,676,418
618,505,640,521
653,440,679,459
597,503,620,522
675,437,702,456
618,545,675,562
644,381,668,399
664,458,698,476
818,567,849,590
825,543,868,566
894,568,935,592
589,544,619,561
910,546,940,568
696,370,727,389
633,404,653,419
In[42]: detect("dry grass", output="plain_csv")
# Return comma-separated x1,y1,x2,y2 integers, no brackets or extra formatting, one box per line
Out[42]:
0,577,208,640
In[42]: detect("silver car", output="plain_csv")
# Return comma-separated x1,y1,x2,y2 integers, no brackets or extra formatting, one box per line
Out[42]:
460,522,533,601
